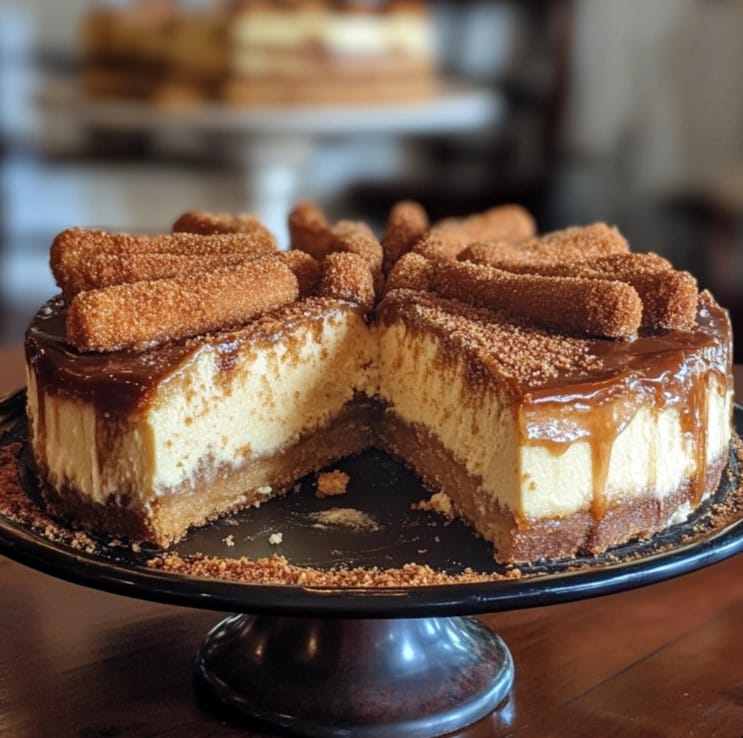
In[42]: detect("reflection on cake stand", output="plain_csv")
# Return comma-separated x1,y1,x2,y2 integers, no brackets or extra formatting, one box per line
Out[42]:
1,391,743,737
36,81,503,245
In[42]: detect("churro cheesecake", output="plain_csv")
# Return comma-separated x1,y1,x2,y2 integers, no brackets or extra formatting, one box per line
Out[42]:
24,204,734,564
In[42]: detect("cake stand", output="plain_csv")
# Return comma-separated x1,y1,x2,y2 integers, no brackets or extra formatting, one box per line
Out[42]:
2,389,743,738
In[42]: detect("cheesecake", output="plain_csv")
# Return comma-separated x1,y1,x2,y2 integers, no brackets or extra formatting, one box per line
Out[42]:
24,205,734,564
80,0,437,106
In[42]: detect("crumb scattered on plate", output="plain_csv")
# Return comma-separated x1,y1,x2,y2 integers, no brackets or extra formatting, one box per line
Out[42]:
223,534,235,547
308,507,379,531
316,470,350,498
268,532,283,545
412,491,455,520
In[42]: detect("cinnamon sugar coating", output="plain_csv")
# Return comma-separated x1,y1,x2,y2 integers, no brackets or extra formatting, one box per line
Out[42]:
424,204,536,258
460,242,697,331
385,252,435,293
66,256,299,352
430,259,643,339
279,250,321,297
288,202,336,260
52,227,276,296
317,252,375,312
289,202,384,292
379,288,603,389
172,210,276,244
459,223,628,268
331,220,384,291
381,200,429,275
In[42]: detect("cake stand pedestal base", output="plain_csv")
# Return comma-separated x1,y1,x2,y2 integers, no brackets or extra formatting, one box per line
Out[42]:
195,614,514,738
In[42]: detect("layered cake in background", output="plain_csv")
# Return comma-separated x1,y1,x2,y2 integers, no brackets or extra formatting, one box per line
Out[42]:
81,0,437,106
24,203,734,564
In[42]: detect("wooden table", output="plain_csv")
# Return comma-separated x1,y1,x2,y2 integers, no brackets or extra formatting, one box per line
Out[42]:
1,346,742,738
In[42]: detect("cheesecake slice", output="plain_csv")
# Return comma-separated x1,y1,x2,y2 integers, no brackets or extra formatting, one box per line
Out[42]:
376,288,732,562
26,297,377,545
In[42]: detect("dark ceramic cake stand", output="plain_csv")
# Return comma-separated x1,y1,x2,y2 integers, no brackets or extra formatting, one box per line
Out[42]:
2,390,743,737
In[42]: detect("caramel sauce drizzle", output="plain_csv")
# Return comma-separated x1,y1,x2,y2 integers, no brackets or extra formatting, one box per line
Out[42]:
518,297,731,521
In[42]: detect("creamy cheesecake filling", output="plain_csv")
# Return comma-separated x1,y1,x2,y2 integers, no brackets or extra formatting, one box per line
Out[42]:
231,11,433,57
27,299,376,508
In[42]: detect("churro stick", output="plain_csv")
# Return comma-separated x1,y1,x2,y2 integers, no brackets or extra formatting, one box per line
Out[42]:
51,228,276,295
331,221,384,276
385,252,435,293
430,260,642,338
66,256,298,352
317,252,375,312
172,210,276,244
426,204,537,259
288,202,336,260
461,249,696,331
381,200,429,276
279,250,321,297
459,223,629,268
59,251,265,297
413,232,465,262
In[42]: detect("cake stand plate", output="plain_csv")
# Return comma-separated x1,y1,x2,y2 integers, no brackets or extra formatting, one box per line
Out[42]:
2,390,743,737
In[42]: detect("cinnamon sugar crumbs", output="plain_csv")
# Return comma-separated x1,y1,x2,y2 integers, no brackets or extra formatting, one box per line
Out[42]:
0,444,98,555
146,552,518,586
379,289,603,389
315,470,350,498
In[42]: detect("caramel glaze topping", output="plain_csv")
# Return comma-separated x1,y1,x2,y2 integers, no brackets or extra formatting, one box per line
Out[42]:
26,295,365,418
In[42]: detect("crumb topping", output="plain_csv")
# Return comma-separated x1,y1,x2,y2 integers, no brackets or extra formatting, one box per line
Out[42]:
379,289,603,390
316,470,350,498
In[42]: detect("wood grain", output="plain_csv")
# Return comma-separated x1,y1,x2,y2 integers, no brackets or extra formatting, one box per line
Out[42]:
0,349,742,737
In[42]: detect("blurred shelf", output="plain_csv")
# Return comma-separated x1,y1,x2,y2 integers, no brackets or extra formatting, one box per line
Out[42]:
37,79,504,138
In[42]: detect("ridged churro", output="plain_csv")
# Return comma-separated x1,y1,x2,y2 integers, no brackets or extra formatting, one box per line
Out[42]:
385,252,435,293
331,220,384,280
459,223,629,268
460,246,696,331
317,252,375,312
430,259,643,338
66,256,299,352
381,200,429,275
52,227,276,296
289,203,384,281
288,202,336,261
426,204,536,258
172,210,276,245
279,250,321,298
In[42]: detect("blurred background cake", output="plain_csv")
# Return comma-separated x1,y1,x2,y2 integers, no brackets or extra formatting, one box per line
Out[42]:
80,0,437,105
1,0,742,365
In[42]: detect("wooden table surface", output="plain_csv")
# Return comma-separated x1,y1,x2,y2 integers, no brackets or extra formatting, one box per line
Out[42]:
1,345,742,738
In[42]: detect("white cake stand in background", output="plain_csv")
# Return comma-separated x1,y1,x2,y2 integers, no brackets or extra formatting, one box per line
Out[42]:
37,81,504,245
